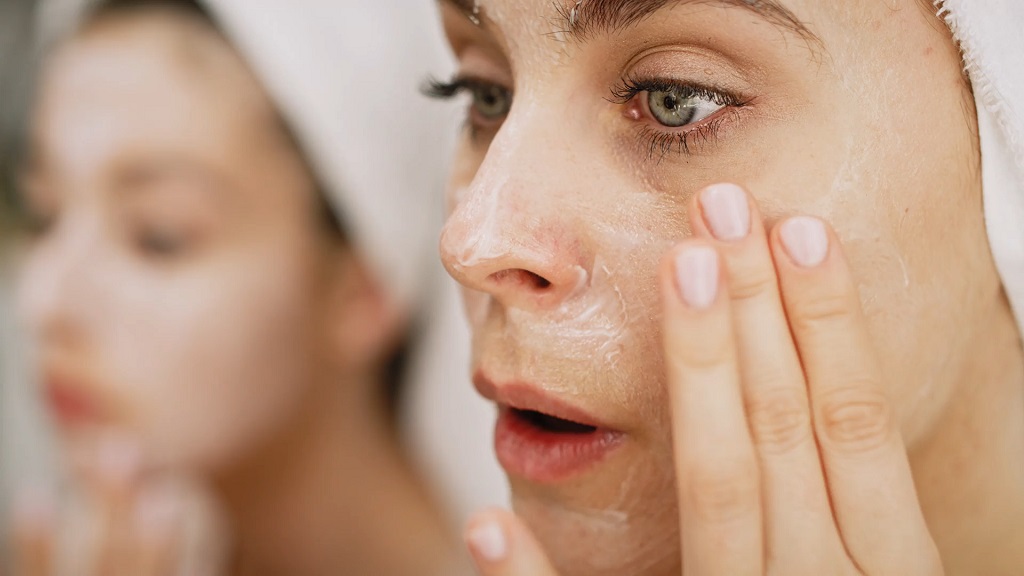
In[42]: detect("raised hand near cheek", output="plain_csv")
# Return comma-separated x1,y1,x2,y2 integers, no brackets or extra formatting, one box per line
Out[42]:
664,183,942,575
9,436,185,576
464,183,945,576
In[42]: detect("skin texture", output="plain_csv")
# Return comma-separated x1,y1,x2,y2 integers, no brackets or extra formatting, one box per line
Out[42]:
437,0,1024,574
14,7,457,575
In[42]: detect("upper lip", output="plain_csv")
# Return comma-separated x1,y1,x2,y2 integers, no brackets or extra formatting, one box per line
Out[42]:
473,371,613,430
42,368,103,421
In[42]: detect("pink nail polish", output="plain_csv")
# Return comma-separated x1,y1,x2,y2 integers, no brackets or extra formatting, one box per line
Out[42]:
467,520,507,563
700,183,751,241
779,217,829,268
673,246,719,309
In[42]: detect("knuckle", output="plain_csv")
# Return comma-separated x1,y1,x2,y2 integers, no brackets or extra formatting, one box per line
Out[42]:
745,387,813,454
726,263,778,302
816,386,894,453
685,460,760,523
788,290,856,333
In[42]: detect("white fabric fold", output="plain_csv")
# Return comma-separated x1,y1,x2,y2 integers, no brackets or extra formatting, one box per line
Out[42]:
199,0,454,311
940,0,1024,341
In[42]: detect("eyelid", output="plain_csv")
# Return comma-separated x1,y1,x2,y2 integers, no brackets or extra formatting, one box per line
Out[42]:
423,75,512,100
608,75,746,108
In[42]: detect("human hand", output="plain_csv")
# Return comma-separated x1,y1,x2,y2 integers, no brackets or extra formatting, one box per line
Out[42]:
463,183,944,575
10,436,189,576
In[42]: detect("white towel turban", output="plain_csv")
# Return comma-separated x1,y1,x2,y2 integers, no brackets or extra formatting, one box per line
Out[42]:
941,0,1024,341
197,0,453,311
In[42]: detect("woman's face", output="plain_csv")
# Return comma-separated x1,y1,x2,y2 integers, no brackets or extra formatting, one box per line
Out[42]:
438,0,999,574
18,11,358,474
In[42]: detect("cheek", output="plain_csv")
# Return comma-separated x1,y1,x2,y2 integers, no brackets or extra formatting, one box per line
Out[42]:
102,253,318,471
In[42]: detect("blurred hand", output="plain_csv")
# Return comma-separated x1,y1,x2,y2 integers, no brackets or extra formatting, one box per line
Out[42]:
462,185,944,576
10,435,221,576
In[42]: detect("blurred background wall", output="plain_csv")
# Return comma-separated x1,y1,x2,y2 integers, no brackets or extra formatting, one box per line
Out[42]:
1,0,58,553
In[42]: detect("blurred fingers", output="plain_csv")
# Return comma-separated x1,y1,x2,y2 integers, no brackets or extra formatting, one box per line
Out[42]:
11,487,56,576
130,483,183,576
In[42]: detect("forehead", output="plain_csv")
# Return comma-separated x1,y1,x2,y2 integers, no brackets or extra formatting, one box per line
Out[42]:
449,0,814,40
443,0,936,59
35,12,275,170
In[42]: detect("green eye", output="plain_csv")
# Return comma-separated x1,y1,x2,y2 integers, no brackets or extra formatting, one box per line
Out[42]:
471,84,512,120
647,87,723,128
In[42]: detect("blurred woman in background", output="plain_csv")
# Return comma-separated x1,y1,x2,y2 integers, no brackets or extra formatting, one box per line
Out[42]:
6,0,479,573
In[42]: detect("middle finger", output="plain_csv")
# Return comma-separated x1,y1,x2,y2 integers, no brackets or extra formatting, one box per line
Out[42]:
691,183,846,569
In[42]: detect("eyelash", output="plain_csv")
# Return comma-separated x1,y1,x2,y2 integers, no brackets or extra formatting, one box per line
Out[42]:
609,76,749,160
423,76,511,140
424,74,749,158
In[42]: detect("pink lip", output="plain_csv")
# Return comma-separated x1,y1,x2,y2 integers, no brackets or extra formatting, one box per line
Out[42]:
474,372,624,484
43,374,101,428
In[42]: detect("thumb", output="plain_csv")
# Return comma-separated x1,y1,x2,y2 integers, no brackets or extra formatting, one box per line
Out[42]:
464,508,560,576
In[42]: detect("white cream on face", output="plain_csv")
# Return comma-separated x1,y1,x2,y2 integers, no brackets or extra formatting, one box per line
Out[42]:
440,1,990,574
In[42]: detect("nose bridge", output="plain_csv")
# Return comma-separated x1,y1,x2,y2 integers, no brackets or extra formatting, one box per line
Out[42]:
19,212,108,341
441,103,592,309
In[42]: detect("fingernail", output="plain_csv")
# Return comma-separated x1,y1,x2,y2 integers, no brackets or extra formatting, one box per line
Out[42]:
699,183,751,241
779,217,829,268
96,435,142,486
673,246,719,309
466,519,507,563
135,485,181,541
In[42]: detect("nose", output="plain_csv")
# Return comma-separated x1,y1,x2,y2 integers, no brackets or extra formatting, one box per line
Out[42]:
17,216,103,348
440,131,591,313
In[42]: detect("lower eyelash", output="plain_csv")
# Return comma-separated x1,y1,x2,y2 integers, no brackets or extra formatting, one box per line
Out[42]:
635,112,734,162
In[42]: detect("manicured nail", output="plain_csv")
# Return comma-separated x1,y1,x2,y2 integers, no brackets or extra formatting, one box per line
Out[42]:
673,246,719,309
466,519,508,563
700,183,751,241
96,435,142,486
779,217,829,268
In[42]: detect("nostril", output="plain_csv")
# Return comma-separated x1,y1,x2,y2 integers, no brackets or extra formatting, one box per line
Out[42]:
490,269,552,292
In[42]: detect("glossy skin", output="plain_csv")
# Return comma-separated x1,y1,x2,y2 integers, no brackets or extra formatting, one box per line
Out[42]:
437,0,1024,574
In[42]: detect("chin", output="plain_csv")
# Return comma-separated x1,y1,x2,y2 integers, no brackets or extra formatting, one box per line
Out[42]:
508,446,683,576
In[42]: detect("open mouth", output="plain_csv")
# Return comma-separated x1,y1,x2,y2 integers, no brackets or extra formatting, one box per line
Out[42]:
513,408,599,435
495,405,622,483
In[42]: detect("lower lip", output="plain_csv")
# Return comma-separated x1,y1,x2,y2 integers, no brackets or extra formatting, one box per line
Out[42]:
494,407,624,484
44,383,98,427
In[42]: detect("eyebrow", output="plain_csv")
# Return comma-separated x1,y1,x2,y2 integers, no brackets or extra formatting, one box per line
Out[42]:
440,0,819,46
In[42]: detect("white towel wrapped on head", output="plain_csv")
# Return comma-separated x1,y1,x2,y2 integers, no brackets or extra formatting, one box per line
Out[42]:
942,0,1024,342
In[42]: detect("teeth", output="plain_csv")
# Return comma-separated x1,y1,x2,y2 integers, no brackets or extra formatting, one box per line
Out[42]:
517,409,598,434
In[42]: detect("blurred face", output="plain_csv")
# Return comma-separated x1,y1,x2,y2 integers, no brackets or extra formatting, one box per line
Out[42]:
18,10,350,473
437,0,998,574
